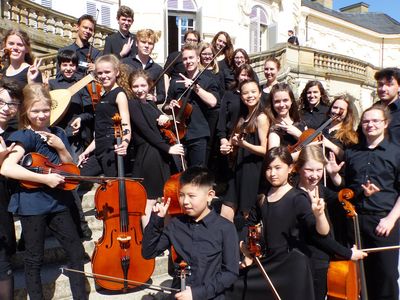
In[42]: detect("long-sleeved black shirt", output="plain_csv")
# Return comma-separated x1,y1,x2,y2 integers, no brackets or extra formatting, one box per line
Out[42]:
103,31,137,59
376,98,400,145
344,138,400,213
142,210,239,300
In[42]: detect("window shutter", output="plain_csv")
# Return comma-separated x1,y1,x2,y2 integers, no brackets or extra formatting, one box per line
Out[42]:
101,5,111,27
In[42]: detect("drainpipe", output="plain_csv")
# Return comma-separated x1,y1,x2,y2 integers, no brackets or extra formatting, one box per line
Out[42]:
381,37,384,68
306,16,309,42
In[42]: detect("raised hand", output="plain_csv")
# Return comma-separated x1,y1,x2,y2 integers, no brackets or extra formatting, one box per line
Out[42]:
152,197,170,218
119,37,134,58
325,151,344,175
37,131,65,151
28,58,43,82
361,180,380,197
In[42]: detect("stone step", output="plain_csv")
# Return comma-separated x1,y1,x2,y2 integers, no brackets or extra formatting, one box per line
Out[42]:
14,255,173,300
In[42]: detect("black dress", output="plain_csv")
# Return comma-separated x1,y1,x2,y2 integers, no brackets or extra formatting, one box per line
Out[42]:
226,188,316,300
224,130,263,213
129,100,173,198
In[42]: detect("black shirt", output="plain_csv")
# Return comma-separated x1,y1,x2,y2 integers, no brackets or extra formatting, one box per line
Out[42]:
344,138,400,213
58,42,101,77
142,210,239,300
103,31,137,59
300,103,329,130
167,73,220,141
216,89,241,140
121,56,166,104
376,98,400,145
164,51,184,80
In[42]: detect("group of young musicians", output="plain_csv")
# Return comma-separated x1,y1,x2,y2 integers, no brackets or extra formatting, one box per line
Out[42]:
0,4,400,300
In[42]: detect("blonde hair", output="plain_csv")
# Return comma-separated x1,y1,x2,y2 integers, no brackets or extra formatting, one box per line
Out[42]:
294,144,326,173
94,54,131,97
20,83,52,129
136,29,160,44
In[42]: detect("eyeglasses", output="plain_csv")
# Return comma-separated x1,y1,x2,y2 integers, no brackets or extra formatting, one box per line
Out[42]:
361,119,386,126
0,99,19,111
201,52,213,57
186,38,198,43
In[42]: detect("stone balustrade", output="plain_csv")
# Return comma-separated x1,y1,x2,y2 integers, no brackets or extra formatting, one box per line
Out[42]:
2,0,114,48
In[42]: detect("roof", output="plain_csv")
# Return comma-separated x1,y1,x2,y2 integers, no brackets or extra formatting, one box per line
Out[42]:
302,0,400,34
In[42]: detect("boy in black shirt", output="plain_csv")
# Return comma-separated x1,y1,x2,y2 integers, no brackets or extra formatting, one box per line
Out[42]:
142,167,239,300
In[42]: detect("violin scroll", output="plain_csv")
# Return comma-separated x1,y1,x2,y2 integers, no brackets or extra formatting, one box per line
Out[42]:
338,188,356,218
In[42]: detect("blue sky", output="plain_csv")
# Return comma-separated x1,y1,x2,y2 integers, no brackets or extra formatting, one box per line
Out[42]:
333,0,400,22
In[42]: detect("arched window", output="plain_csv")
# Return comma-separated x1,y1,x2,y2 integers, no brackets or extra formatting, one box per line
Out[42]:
249,6,268,53
167,0,197,53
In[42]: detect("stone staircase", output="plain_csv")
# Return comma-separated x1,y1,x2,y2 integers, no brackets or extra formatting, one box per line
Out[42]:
12,186,173,300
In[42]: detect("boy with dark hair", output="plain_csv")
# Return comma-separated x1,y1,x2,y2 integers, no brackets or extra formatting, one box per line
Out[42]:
142,166,239,300
103,5,137,58
48,49,93,239
58,14,101,77
374,67,400,144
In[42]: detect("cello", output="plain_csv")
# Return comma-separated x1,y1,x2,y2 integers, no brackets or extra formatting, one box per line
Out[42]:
327,188,368,300
91,113,155,291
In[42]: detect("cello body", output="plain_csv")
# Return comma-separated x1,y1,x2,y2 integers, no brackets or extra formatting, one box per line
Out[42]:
91,113,155,291
327,261,358,300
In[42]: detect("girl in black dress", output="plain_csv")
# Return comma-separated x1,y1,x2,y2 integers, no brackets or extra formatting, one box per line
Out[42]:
0,79,21,300
1,83,86,300
211,31,234,89
78,54,131,177
220,80,269,222
128,70,184,227
260,57,280,105
266,83,304,152
296,145,367,300
227,146,329,300
299,80,330,129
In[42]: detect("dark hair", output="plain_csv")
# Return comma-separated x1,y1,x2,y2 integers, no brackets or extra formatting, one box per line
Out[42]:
265,82,300,124
230,64,255,90
180,166,215,189
184,30,201,43
265,146,293,168
299,80,330,110
77,14,95,26
0,79,23,102
2,29,34,65
264,57,281,71
374,67,400,85
57,49,78,67
231,48,250,68
117,5,134,19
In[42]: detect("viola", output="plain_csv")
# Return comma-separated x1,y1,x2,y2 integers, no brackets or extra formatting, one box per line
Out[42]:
163,173,183,216
91,113,155,291
19,152,142,190
173,90,193,140
159,120,178,145
327,188,368,300
287,113,341,153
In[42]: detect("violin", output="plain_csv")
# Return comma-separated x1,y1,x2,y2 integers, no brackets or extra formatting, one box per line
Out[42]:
91,113,155,291
327,188,368,300
0,48,10,72
177,261,191,292
19,152,142,190
159,120,178,145
246,225,282,300
288,113,341,153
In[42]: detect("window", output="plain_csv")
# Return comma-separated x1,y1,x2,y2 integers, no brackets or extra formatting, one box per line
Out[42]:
249,6,268,53
101,5,111,27
86,1,112,27
167,0,197,54
86,2,97,17
41,0,52,8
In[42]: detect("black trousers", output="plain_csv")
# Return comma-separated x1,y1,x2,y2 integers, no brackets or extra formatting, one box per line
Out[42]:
20,210,87,300
359,214,399,300
184,137,208,167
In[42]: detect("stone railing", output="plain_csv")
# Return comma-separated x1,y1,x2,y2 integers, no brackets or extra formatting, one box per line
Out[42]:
1,0,114,49
249,44,379,87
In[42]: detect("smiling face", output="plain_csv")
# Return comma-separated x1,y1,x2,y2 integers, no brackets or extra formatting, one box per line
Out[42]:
361,109,387,141
240,81,261,108
377,76,400,105
215,34,227,51
182,49,199,74
265,157,292,187
272,90,292,118
238,69,251,83
200,47,214,65
6,34,27,63
299,159,324,189
131,76,149,100
264,60,278,83
179,183,214,221
233,51,246,68
95,61,118,91
59,61,77,79
77,19,94,43
306,85,322,108
330,99,348,122
27,99,51,131
0,88,19,127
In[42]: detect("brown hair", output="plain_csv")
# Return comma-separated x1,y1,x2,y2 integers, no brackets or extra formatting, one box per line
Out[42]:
264,57,281,71
211,31,234,64
128,69,154,99
299,80,330,110
20,83,52,129
198,42,219,74
329,94,358,146
3,29,34,65
117,5,134,19
265,82,300,124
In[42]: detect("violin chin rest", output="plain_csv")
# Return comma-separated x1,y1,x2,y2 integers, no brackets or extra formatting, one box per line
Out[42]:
21,154,33,167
